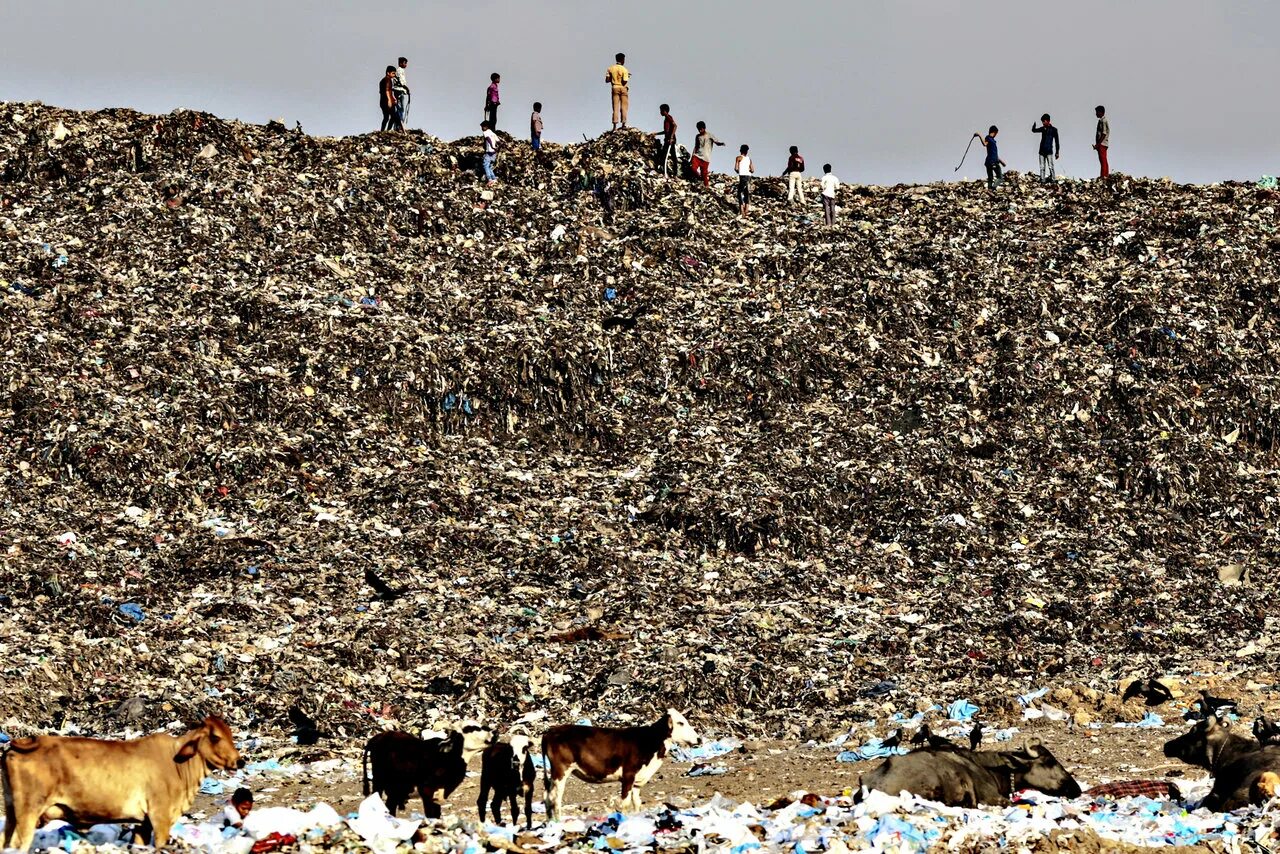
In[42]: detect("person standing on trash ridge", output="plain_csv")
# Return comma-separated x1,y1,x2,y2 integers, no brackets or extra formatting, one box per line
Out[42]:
690,121,724,187
734,144,755,216
784,145,806,204
1094,105,1110,178
1031,114,1060,182
379,66,402,132
393,57,410,128
485,73,501,131
975,125,1005,190
481,120,500,184
530,102,544,152
820,163,839,226
606,53,630,130
653,104,677,177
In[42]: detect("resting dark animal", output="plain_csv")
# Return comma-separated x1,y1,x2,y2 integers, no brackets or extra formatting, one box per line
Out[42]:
1163,715,1280,811
859,739,1081,807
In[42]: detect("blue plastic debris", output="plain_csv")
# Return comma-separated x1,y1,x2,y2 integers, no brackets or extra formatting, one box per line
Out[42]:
199,777,224,795
687,763,728,777
604,288,617,301
836,737,908,762
948,699,979,721
1018,687,1050,706
118,603,145,622
670,737,742,762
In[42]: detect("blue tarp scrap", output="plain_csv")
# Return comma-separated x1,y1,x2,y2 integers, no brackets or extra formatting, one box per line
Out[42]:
948,699,979,721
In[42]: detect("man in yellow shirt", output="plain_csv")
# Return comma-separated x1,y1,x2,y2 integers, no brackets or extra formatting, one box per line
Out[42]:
605,53,630,130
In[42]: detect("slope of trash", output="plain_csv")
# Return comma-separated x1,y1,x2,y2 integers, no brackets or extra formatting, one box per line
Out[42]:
2,101,1280,743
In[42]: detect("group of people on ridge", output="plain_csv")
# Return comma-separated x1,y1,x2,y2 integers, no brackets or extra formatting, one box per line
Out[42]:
975,106,1112,189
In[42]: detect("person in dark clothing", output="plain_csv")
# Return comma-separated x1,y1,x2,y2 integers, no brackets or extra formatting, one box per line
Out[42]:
485,73,501,131
379,66,402,132
784,146,806,204
975,125,1005,190
1031,114,1060,182
652,104,678,177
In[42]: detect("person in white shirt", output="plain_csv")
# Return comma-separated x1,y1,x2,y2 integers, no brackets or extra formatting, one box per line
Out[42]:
819,163,840,226
393,57,410,126
734,144,755,216
222,788,253,831
481,121,500,183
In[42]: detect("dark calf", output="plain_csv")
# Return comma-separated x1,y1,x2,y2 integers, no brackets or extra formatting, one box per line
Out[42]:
543,709,698,819
363,722,495,818
1163,715,1280,811
477,735,536,828
859,739,1081,807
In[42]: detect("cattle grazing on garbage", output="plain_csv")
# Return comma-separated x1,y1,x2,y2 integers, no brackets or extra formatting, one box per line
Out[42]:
0,716,243,851
363,722,495,818
1163,715,1280,811
542,709,699,819
477,735,537,828
858,739,1081,807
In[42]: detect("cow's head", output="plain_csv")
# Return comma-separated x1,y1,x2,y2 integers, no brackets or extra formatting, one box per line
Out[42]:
1164,714,1231,769
509,734,532,763
455,720,497,759
664,709,699,746
176,716,244,771
1006,738,1081,798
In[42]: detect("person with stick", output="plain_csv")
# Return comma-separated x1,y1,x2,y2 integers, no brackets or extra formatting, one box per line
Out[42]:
734,144,755,216
784,146,806,204
974,125,1005,190
1093,105,1110,178
1031,113,1060,182
606,53,630,130
379,66,402,132
393,57,410,129
652,104,677,177
484,73,501,131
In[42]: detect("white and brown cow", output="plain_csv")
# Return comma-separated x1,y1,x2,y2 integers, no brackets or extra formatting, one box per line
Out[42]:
1,716,243,850
542,709,698,820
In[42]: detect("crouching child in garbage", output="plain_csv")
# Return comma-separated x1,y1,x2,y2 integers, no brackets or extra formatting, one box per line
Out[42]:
223,787,253,831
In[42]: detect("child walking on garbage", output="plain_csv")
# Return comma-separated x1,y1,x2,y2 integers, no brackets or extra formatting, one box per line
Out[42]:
485,73,501,131
784,146,806,204
734,144,755,216
481,121,500,184
975,126,1005,189
1094,105,1110,177
653,104,677,177
222,788,253,830
379,66,402,132
1031,114,1060,182
690,121,724,187
820,163,839,226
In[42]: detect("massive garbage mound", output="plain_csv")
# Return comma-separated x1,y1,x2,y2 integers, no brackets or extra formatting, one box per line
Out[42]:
1,102,1278,741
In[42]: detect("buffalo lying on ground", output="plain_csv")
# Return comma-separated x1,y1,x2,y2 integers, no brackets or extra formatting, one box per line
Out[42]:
1164,715,1280,811
859,739,1081,807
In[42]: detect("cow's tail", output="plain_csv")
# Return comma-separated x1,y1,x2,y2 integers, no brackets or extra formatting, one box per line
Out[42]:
1,744,15,842
362,744,371,797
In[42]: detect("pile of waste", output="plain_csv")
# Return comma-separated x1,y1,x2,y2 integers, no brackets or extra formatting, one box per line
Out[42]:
2,101,1280,742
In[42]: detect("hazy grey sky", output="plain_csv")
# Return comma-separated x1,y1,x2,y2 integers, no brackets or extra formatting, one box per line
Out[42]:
3,0,1278,183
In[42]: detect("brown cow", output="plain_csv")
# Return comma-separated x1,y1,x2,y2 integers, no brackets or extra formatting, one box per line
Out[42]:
542,709,698,820
1,716,243,850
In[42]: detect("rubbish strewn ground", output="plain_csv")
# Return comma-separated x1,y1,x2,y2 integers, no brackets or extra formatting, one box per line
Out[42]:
4,101,1280,848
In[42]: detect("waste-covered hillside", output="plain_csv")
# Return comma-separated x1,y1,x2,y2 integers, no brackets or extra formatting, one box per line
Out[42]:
2,102,1278,740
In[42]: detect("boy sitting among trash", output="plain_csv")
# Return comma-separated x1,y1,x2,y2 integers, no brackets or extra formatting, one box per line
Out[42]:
223,787,254,830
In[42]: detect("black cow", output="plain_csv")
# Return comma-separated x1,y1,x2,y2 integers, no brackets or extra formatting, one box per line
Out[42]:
477,735,537,828
859,739,1081,807
1163,715,1280,811
363,722,495,817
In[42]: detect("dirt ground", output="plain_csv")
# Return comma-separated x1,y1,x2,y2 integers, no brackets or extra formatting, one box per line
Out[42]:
190,723,1207,823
